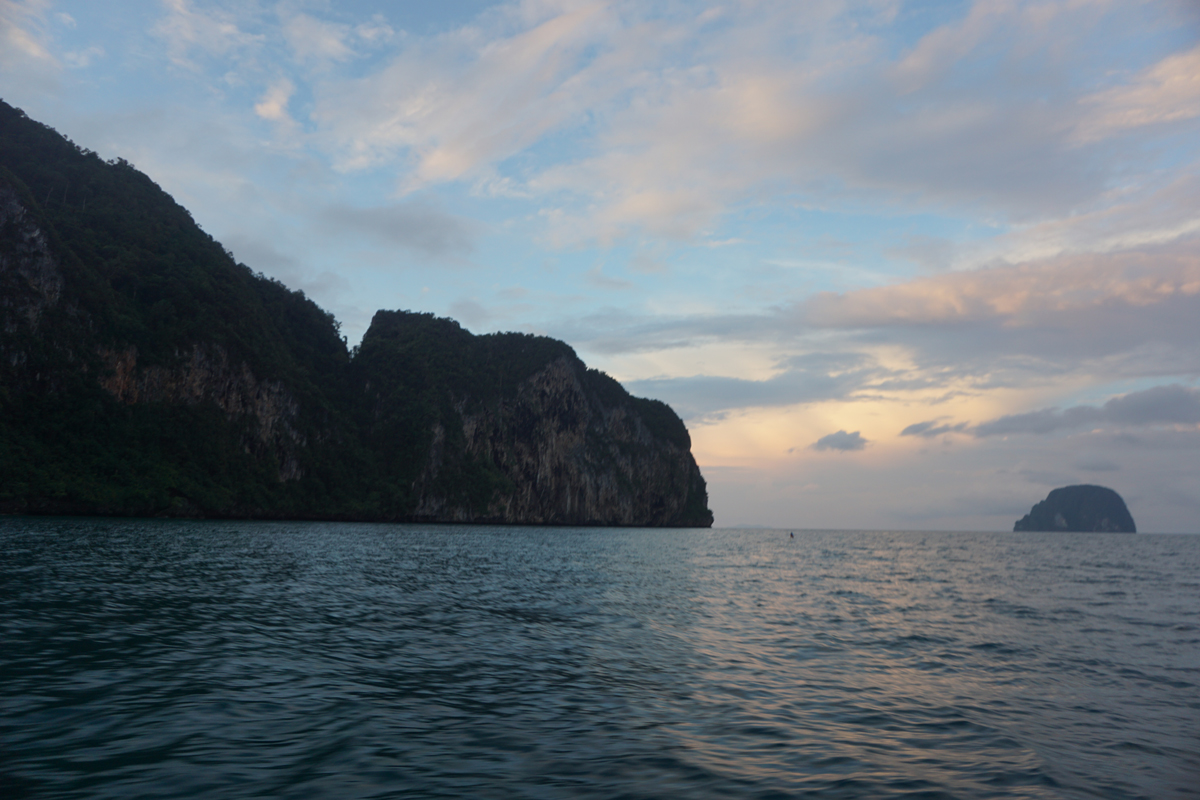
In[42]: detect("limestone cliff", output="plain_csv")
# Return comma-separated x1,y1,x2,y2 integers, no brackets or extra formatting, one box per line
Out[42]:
0,180,63,338
412,355,710,526
1013,485,1136,533
1,175,305,485
0,100,713,526
99,344,305,481
356,310,713,527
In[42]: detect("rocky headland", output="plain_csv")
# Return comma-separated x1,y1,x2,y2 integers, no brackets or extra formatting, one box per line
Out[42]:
0,100,712,526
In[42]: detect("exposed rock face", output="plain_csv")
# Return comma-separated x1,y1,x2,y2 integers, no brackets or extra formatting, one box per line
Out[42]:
1014,485,1136,533
0,181,64,342
2,179,304,482
100,344,305,481
413,355,710,526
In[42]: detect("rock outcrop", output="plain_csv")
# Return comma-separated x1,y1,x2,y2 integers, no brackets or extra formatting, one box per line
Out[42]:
1013,485,1136,533
0,180,63,336
412,355,709,526
355,310,712,527
100,344,306,481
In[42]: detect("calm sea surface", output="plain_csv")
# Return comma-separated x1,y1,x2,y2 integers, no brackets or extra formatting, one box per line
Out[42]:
1,518,1197,799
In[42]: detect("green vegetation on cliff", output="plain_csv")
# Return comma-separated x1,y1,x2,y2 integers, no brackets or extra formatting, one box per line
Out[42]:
0,100,712,526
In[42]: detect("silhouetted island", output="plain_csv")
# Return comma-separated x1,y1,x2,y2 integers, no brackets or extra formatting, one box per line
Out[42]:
0,100,712,526
1013,485,1135,533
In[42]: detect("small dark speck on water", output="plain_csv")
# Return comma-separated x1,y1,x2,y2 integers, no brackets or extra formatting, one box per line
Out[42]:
1,518,1198,799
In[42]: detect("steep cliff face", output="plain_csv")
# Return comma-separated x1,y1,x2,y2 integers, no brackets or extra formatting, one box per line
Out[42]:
1,102,353,515
100,344,306,481
0,180,63,338
412,355,711,526
1014,485,1136,533
355,310,712,527
0,100,713,526
1,174,304,484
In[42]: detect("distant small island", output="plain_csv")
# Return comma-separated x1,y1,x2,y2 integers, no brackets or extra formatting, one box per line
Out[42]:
1014,485,1136,533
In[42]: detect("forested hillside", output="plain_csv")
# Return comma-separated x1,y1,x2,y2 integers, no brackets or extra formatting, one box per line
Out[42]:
0,100,712,526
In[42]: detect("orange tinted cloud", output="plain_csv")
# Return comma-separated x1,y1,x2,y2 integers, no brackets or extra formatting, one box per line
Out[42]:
804,247,1200,328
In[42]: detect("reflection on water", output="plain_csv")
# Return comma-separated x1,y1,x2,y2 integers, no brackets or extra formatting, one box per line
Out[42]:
1,519,1197,798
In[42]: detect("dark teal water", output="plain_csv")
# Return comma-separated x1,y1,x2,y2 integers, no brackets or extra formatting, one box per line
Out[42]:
1,519,1197,799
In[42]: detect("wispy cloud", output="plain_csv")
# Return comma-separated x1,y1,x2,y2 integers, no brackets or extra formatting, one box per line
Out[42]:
901,420,969,438
624,352,881,419
303,0,1189,243
975,384,1200,437
572,235,1200,425
312,1,620,182
0,0,58,83
574,237,1199,349
124,0,1199,253
282,12,355,65
254,78,293,121
802,246,1200,329
1075,43,1200,142
63,44,104,69
152,0,263,69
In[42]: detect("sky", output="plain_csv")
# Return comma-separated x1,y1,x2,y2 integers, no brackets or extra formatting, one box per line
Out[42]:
2,0,1199,532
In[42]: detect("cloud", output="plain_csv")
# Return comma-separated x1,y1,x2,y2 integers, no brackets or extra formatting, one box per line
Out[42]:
0,0,58,83
547,229,1200,442
793,242,1200,384
318,202,478,257
975,384,1200,437
152,0,263,68
803,246,1200,329
355,16,394,44
1018,467,1080,487
1075,43,1200,142
890,0,1008,94
63,45,104,69
312,1,620,181
623,352,880,419
975,407,1093,437
288,0,1197,247
1105,383,1200,425
282,12,354,64
570,235,1200,362
254,79,294,121
555,305,780,357
812,430,867,452
522,0,1168,243
900,420,969,438
1013,173,1200,266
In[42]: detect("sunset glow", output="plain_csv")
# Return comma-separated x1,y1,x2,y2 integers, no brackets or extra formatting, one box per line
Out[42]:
3,0,1197,530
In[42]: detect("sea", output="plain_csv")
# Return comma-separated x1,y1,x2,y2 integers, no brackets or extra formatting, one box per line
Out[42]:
1,518,1197,799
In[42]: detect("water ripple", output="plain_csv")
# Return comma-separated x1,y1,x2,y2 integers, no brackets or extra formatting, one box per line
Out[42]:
2,520,1198,799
